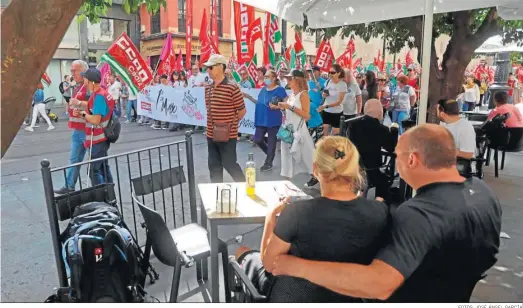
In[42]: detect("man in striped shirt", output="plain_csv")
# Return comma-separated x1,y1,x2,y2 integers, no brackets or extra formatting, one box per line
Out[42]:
204,54,247,183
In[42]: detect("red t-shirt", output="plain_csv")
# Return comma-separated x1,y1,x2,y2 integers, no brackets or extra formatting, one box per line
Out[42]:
407,77,419,99
508,79,516,96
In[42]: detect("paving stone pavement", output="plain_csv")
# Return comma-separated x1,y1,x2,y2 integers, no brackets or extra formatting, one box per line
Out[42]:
1,120,522,302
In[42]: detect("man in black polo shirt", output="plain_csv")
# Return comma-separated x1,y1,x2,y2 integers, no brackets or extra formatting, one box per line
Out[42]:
271,124,502,302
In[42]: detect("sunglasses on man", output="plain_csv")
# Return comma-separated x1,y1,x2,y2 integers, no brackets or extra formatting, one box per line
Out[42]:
329,71,337,75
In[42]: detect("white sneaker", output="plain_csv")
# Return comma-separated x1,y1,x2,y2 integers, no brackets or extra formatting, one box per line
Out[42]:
124,120,130,124
47,125,55,131
25,127,34,132
23,122,29,126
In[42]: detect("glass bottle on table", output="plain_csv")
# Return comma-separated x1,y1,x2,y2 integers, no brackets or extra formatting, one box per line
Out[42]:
246,153,256,196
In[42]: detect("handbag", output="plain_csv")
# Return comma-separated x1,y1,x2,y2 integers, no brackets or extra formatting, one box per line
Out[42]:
277,119,304,144
207,86,237,142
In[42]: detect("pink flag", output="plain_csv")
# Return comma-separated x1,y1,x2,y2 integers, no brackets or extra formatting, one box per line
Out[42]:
160,33,173,61
176,49,183,72
99,62,112,89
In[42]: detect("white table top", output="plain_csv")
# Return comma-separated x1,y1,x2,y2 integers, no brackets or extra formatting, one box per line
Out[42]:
460,110,490,115
198,181,308,220
470,120,484,126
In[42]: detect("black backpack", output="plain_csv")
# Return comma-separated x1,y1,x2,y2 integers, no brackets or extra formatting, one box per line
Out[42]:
56,202,146,302
104,112,121,143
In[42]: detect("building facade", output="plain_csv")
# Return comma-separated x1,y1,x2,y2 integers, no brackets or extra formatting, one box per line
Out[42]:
139,0,235,69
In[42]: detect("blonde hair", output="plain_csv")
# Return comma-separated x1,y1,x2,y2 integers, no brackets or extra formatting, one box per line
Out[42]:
314,136,365,190
291,76,308,92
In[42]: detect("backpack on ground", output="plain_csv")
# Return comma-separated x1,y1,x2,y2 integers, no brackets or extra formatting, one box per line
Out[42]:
57,202,146,302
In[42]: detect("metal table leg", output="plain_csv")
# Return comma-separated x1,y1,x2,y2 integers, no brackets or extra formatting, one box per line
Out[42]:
209,222,220,302
198,208,209,281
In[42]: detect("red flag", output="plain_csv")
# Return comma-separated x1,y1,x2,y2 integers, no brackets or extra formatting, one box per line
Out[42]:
211,0,219,48
41,72,52,87
263,13,271,66
158,48,176,77
234,2,255,65
175,49,183,72
199,9,219,65
101,33,153,94
405,50,413,68
346,35,355,54
313,40,335,72
185,0,193,70
284,45,292,62
246,18,262,62
336,50,352,69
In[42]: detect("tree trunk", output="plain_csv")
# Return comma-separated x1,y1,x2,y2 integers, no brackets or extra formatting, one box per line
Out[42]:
1,0,83,157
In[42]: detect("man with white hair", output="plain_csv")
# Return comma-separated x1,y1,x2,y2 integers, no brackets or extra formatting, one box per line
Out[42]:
55,59,90,195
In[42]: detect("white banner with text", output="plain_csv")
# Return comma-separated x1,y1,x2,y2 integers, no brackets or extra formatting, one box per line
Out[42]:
137,85,262,135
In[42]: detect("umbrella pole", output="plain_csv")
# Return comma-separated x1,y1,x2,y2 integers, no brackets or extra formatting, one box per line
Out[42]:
417,0,435,125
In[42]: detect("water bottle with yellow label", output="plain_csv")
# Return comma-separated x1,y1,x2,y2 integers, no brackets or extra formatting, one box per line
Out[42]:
246,153,256,196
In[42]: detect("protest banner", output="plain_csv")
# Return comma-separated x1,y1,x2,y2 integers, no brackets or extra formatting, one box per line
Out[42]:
137,86,290,135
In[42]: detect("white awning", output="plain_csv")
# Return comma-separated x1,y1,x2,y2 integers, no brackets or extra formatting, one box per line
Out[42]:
475,35,523,53
234,0,523,28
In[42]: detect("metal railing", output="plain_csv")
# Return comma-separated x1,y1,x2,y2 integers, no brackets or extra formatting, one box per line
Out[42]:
41,131,197,287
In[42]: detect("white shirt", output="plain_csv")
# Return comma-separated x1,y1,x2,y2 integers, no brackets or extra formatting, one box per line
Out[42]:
188,73,211,87
441,118,476,155
342,81,362,115
463,85,480,104
324,80,347,113
108,81,122,100
172,81,186,88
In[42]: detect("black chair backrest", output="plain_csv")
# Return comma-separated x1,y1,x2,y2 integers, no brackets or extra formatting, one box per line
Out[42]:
55,183,116,221
133,193,179,267
505,128,523,152
131,166,186,197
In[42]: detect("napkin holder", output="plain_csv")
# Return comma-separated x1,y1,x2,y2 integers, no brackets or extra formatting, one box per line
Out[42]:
216,184,238,214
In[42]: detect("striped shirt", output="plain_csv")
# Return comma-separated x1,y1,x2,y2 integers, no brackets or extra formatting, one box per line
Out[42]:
205,77,245,139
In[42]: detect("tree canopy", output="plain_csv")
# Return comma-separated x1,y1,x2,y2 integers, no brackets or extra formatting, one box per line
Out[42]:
0,0,165,157
80,0,166,23
308,8,522,59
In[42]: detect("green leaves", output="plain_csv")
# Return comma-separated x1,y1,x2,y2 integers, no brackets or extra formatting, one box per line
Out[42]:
79,0,166,24
309,7,522,54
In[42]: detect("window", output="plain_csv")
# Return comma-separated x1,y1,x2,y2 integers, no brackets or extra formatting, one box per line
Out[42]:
87,18,129,44
217,0,223,37
209,0,222,37
178,0,186,33
151,11,161,34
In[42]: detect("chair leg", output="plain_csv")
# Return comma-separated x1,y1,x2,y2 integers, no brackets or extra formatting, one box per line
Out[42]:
169,262,182,303
501,151,506,170
494,149,499,178
220,243,232,303
485,148,491,166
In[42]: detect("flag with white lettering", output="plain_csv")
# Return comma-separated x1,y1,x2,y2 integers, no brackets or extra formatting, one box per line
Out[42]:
246,17,262,62
313,39,335,73
41,72,52,87
263,13,281,67
234,2,255,65
101,32,153,95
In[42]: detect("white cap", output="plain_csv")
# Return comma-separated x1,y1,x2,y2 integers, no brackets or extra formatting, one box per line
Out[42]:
203,54,228,67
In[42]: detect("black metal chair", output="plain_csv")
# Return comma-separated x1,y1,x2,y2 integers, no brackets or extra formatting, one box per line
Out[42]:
485,127,523,177
131,166,231,303
227,256,267,303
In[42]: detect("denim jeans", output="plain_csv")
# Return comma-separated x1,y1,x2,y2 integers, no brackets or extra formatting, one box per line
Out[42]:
65,130,87,189
253,126,279,166
126,99,137,120
89,141,113,186
392,110,409,134
207,138,245,183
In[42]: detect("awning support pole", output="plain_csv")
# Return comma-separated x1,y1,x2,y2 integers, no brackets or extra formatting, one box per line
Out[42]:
417,0,435,125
